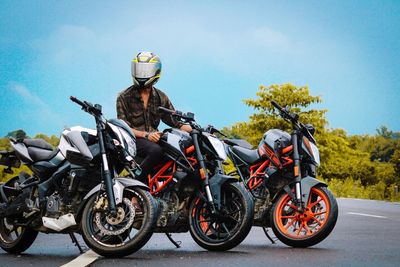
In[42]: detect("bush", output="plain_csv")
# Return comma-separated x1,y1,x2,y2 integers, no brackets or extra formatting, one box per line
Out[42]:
325,177,399,201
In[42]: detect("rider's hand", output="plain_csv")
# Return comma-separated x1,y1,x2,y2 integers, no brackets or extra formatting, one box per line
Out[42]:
180,124,192,133
148,132,162,143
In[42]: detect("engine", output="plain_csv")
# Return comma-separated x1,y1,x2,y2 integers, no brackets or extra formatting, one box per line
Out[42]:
157,191,180,227
252,186,272,226
45,194,63,218
155,191,190,232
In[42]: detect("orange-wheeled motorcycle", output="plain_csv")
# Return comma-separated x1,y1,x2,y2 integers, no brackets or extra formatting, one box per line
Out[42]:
222,100,338,247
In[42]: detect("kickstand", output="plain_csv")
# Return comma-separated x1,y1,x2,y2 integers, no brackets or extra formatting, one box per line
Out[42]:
165,233,181,248
69,233,85,253
262,227,276,244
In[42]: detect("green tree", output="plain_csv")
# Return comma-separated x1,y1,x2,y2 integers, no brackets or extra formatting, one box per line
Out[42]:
223,83,327,146
6,129,27,139
377,125,393,139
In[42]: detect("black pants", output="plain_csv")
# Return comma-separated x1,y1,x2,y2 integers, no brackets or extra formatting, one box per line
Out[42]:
135,138,163,184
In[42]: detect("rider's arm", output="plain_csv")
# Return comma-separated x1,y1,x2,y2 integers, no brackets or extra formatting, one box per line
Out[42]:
117,94,149,139
159,95,193,132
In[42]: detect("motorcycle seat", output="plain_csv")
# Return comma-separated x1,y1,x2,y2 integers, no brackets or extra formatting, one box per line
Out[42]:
223,138,253,149
231,145,260,164
23,139,54,150
27,147,59,162
22,139,57,162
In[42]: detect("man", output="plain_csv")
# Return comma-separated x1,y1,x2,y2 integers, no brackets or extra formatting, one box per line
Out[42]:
116,52,192,183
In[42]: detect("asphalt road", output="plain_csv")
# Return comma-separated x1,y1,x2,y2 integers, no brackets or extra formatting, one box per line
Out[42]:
1,198,399,267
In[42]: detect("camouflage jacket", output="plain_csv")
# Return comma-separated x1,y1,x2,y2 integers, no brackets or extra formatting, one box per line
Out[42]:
116,85,183,132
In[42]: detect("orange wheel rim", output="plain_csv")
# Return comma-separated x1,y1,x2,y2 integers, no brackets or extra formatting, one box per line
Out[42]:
275,187,330,239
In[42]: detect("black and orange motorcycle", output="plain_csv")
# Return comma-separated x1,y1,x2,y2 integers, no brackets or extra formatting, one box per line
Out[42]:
222,101,338,247
142,107,254,251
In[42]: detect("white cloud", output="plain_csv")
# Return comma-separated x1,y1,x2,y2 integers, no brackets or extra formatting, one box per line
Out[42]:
8,82,64,124
9,82,47,107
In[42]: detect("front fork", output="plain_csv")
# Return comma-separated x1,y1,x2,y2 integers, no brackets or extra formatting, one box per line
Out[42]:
291,130,303,211
191,130,216,213
96,118,117,216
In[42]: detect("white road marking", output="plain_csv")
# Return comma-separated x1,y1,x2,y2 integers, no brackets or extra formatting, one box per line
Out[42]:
347,212,387,219
60,249,100,267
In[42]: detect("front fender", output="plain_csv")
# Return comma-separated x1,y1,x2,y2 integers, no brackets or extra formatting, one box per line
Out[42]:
209,173,239,208
273,176,327,204
300,176,327,204
83,177,149,202
76,177,149,222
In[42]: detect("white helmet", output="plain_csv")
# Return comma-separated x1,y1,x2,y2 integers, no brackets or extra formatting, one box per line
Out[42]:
131,51,161,87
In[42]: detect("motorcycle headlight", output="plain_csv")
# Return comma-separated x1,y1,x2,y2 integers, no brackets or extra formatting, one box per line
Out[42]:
309,142,320,166
120,129,136,157
207,135,228,161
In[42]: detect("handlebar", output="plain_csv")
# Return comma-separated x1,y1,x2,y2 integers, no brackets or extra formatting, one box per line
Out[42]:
70,96,102,116
270,100,284,113
270,100,299,123
204,125,227,137
158,106,174,115
157,106,195,122
70,96,86,108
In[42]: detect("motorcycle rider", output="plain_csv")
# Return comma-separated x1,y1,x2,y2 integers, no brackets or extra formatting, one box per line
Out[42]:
116,52,192,183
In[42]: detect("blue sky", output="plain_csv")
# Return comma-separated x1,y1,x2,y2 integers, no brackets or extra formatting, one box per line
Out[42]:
1,0,399,137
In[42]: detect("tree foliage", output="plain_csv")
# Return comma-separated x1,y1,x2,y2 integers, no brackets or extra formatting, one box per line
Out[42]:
6,129,27,140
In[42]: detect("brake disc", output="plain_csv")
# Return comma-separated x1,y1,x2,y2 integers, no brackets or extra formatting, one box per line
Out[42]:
94,198,135,236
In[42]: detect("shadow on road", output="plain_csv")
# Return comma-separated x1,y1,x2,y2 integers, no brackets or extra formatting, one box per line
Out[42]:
238,243,339,252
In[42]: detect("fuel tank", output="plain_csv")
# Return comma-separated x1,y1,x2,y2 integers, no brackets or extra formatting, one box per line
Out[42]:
258,129,291,167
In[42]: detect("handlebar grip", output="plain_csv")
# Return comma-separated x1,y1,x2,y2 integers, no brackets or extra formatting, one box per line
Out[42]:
158,106,175,114
270,100,283,111
70,96,86,108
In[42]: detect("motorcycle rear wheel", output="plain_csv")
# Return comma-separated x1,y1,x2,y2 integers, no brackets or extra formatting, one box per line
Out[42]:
0,217,38,254
271,185,338,247
0,177,38,254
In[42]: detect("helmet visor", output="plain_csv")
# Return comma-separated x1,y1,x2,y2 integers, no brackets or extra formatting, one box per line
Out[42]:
132,62,160,79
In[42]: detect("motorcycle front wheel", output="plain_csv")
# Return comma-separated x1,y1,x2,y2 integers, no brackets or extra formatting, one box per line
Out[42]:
189,182,254,251
271,185,338,247
81,187,157,257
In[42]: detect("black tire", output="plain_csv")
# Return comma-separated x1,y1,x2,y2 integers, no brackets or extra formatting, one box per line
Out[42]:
0,177,38,254
271,185,338,247
0,221,38,254
189,182,254,251
81,188,157,257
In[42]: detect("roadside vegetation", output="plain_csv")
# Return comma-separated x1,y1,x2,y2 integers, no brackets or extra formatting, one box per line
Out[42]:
1,83,399,201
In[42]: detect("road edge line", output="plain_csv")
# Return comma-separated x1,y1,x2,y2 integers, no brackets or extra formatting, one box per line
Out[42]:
347,212,387,219
60,249,100,267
